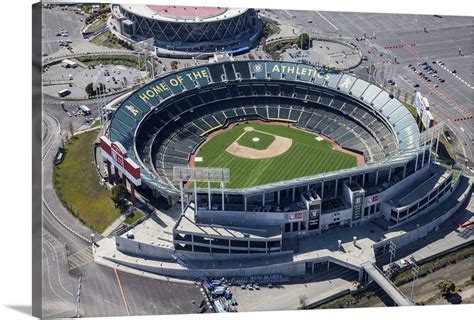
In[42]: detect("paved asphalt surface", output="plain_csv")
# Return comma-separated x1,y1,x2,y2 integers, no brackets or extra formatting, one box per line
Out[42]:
268,9,474,167
42,107,206,317
41,6,473,316
42,6,86,55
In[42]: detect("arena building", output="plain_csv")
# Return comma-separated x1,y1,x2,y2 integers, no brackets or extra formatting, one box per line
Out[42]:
110,4,263,56
103,60,455,263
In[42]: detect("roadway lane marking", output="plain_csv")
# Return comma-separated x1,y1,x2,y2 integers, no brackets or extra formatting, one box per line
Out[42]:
315,11,339,31
67,246,93,270
43,238,75,298
406,68,472,118
114,268,131,316
437,64,473,89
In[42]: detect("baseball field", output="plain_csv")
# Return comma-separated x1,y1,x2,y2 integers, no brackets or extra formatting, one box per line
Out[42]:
194,122,358,189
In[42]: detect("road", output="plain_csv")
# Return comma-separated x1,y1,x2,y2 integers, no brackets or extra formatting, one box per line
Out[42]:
41,101,206,317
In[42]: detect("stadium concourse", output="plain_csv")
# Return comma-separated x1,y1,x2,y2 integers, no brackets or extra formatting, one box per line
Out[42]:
94,60,467,298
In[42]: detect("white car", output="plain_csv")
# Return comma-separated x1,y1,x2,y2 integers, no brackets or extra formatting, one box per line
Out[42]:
400,258,410,266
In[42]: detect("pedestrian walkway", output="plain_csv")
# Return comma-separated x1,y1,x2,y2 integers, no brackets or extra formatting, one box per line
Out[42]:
362,262,413,306
68,246,93,270
101,215,126,237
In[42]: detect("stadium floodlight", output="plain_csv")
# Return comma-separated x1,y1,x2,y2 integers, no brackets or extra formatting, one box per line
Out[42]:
173,166,230,215
172,166,230,183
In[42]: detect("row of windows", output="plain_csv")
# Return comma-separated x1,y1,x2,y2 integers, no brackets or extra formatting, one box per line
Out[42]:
364,203,381,217
392,180,452,222
174,234,281,249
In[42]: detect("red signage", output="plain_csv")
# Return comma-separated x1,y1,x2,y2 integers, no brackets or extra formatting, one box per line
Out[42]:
100,136,141,186
112,144,125,168
366,194,380,205
288,212,303,222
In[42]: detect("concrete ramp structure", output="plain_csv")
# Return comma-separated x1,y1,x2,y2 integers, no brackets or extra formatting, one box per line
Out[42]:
362,262,413,306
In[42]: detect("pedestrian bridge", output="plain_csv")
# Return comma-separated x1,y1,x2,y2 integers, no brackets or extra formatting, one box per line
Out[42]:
362,262,413,306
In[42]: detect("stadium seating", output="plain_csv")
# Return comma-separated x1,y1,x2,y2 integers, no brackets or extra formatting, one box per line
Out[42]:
127,74,404,188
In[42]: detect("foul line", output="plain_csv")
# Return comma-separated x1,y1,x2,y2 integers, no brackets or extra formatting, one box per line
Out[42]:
114,268,131,316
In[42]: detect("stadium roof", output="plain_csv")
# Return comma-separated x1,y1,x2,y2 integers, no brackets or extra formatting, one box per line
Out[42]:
120,4,247,22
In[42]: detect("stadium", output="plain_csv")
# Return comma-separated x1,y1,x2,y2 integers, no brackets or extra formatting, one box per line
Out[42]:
103,59,456,264
110,4,263,56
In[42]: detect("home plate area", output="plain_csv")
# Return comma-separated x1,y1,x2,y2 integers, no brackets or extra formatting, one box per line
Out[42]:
226,126,293,159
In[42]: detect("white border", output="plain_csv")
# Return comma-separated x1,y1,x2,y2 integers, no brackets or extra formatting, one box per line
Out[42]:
0,1,472,320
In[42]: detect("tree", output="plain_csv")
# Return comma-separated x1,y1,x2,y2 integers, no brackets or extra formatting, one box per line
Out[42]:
111,184,128,203
298,295,308,309
298,33,310,50
437,279,456,297
85,83,95,96
170,60,179,70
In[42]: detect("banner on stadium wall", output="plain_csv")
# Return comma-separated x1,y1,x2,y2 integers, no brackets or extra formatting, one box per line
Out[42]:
414,92,432,127
414,92,424,117
100,136,141,186
366,194,380,205
288,212,304,222
421,109,434,129
352,194,364,221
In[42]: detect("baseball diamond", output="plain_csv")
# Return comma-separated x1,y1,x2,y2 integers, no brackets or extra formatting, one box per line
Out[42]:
236,127,276,150
194,122,358,189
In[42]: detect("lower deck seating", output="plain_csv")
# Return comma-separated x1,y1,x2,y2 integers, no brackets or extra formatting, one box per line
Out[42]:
134,82,399,183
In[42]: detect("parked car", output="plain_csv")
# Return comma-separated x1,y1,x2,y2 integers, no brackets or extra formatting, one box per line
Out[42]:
400,258,410,266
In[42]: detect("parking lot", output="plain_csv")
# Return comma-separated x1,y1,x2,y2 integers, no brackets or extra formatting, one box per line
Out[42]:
232,264,357,311
42,5,87,55
282,40,360,69
43,62,146,99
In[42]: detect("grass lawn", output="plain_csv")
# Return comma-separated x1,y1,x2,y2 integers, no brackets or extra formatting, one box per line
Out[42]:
237,130,275,150
195,123,357,189
90,30,128,50
90,119,100,128
53,129,121,232
84,16,107,33
76,54,144,70
262,20,281,38
124,210,145,225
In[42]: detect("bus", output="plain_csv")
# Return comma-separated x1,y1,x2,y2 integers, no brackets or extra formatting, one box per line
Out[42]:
58,89,71,97
78,105,91,115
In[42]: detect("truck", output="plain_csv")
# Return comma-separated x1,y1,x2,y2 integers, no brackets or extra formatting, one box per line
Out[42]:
61,59,77,68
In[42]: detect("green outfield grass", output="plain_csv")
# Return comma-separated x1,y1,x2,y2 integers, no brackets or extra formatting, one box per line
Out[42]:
195,123,357,189
237,130,275,150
